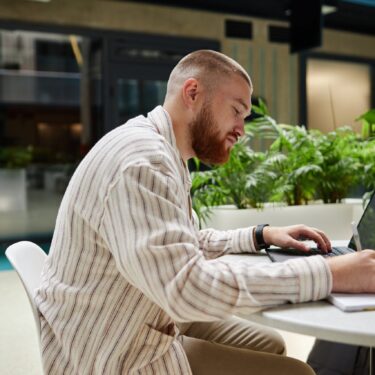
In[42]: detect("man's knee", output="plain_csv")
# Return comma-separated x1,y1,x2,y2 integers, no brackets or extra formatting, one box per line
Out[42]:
264,328,286,355
178,317,286,355
283,356,316,375
233,318,286,355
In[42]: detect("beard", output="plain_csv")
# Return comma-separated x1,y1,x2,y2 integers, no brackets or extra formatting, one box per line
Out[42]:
189,101,233,165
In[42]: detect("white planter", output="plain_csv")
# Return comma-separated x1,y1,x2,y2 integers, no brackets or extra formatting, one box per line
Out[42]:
0,168,27,211
203,200,364,240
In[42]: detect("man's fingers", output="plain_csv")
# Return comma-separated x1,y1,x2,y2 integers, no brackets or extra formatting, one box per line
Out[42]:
310,227,332,251
296,227,330,253
267,225,332,253
287,238,311,252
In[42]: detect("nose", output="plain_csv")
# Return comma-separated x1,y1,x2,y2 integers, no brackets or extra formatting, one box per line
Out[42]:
235,120,245,137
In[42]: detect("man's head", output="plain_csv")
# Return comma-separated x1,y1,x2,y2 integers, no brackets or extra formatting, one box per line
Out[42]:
164,50,253,164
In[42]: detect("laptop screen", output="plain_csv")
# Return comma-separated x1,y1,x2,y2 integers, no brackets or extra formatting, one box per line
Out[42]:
348,191,375,251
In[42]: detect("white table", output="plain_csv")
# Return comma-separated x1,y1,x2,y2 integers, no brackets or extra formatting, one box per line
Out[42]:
223,245,375,347
222,243,375,374
241,301,375,347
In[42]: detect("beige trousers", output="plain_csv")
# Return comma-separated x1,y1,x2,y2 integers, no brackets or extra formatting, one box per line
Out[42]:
178,316,315,375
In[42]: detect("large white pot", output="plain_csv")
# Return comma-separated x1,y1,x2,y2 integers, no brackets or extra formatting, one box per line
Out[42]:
203,200,364,240
0,168,27,211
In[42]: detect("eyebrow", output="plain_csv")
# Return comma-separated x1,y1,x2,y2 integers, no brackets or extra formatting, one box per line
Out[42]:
235,98,251,116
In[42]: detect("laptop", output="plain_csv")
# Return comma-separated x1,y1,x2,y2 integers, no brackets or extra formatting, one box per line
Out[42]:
266,191,375,263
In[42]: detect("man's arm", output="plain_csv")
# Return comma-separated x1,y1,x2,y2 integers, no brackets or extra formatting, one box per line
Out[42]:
99,162,332,323
197,227,257,259
197,222,332,259
264,226,375,293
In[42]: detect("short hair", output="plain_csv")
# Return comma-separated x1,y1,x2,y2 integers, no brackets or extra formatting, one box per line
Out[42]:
165,50,252,99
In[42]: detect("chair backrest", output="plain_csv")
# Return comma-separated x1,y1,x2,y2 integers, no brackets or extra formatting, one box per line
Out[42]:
5,241,47,337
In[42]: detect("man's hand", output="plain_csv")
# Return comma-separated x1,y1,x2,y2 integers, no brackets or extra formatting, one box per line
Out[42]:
262,225,332,253
328,250,375,293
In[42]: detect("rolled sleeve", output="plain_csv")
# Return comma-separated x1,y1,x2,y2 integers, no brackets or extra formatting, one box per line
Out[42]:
230,227,257,254
198,226,257,259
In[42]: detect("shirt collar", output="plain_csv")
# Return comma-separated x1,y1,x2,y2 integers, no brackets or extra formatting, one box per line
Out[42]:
148,105,177,151
148,105,192,189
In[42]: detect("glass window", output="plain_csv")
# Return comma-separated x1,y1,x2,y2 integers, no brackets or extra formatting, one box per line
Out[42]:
0,30,91,248
117,79,140,122
143,80,167,113
116,79,167,124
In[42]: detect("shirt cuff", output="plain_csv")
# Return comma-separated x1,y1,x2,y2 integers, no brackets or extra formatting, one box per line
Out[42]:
286,255,333,302
229,227,257,254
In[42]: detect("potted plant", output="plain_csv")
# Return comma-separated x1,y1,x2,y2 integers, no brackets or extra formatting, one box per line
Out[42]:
0,146,32,211
268,124,323,206
312,127,362,204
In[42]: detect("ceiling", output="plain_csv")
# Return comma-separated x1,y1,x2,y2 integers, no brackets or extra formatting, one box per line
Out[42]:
125,0,375,36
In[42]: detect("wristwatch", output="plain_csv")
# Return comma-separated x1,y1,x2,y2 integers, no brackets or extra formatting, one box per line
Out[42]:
255,224,270,250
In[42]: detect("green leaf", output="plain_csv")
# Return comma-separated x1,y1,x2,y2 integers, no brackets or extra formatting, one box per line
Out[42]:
356,109,375,124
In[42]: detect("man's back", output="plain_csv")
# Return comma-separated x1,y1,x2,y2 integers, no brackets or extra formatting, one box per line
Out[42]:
35,109,193,374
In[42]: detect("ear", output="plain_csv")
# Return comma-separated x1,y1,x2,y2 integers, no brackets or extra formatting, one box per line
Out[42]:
181,78,201,109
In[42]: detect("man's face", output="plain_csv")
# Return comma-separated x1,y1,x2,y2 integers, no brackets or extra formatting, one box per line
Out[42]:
190,74,252,165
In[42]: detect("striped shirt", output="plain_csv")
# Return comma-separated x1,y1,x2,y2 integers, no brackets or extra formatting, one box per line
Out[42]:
35,105,332,374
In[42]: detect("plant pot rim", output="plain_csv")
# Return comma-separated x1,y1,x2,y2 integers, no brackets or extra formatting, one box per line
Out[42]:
210,199,363,211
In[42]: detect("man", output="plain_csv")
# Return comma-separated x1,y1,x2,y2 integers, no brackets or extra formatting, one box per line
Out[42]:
36,50,375,374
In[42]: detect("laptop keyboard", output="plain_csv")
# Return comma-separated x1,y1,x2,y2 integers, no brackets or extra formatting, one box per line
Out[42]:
269,246,355,257
323,246,355,257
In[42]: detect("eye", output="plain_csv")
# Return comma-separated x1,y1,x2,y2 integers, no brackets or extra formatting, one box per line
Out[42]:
233,107,240,116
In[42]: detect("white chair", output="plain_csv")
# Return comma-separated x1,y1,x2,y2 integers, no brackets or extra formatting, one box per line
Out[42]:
5,241,47,337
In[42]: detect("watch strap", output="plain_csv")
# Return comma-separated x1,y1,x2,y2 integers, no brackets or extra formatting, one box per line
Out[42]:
255,224,270,250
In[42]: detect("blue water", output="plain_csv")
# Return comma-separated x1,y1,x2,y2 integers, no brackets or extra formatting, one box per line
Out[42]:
0,241,51,271
0,254,11,271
